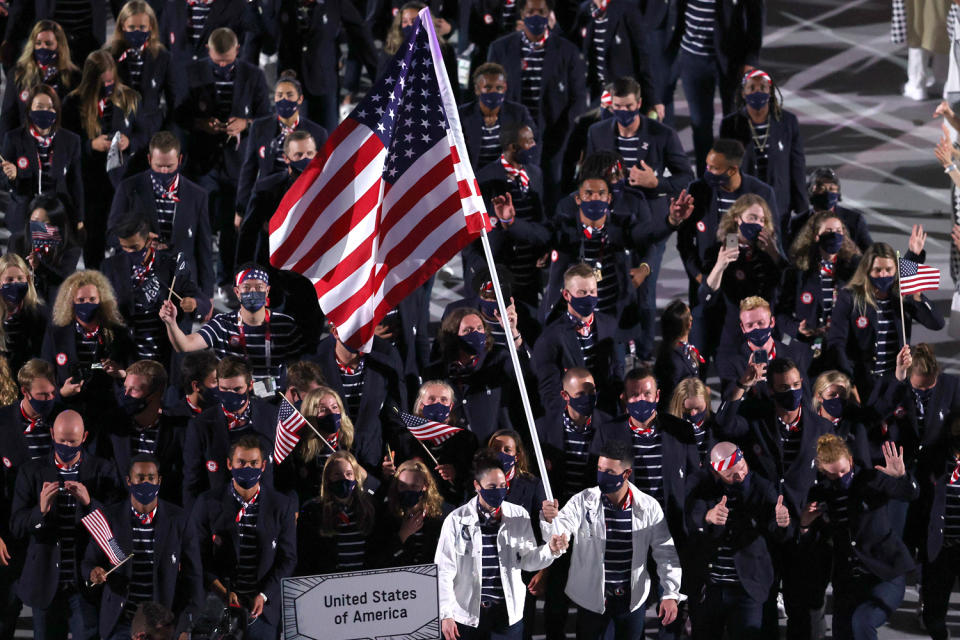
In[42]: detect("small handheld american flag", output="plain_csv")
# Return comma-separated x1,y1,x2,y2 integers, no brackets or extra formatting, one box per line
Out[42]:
274,395,308,465
399,410,463,445
81,509,128,567
898,258,940,296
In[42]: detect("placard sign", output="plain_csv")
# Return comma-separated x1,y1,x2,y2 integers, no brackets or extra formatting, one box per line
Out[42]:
282,563,439,640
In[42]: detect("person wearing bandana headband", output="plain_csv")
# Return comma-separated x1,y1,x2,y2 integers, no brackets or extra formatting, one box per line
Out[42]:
160,263,306,391
86,454,199,640
540,440,679,639
237,131,319,265
102,214,208,364
369,459,446,568
108,131,215,305
460,63,537,170
789,167,873,252
1,84,84,238
469,123,549,309
437,451,566,640
719,69,808,231
235,71,328,228
826,242,943,400
191,436,296,636
803,436,917,640
13,410,123,640
684,441,791,640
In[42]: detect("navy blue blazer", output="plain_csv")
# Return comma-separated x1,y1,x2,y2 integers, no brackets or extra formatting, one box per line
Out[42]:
714,398,833,516
0,401,61,540
653,341,703,404
666,0,764,78
61,94,146,188
4,0,108,55
176,58,272,179
487,32,588,139
159,0,254,63
236,114,327,212
720,109,808,227
458,0,518,62
825,288,944,396
594,412,700,542
1,303,50,375
190,483,297,626
535,407,610,500
11,452,124,608
1,125,85,230
573,0,655,106
505,474,547,542
182,398,278,510
804,467,919,581
305,336,407,473
81,498,202,638
924,460,960,563
237,170,293,265
675,174,778,283
532,312,624,417
0,71,80,139
108,170,215,296
275,0,378,97
90,411,187,506
113,46,184,136
685,468,785,602
775,257,859,339
459,100,537,169
788,204,873,253
585,117,694,203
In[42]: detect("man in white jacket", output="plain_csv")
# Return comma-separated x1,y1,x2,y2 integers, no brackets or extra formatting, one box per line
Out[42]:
435,451,568,640
541,440,682,639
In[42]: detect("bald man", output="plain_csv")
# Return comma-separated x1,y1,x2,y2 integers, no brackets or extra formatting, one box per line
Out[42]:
11,410,122,640
684,442,790,640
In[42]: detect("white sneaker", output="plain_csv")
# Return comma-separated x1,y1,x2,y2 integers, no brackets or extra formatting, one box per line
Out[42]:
903,83,928,101
777,592,787,619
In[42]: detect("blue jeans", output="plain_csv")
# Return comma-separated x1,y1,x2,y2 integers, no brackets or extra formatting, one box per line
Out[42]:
458,602,523,640
32,590,99,640
691,583,763,640
831,573,905,640
576,595,646,640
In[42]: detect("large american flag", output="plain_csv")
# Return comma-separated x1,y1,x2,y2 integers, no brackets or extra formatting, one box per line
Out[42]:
269,8,490,352
400,410,463,445
81,509,128,566
899,258,940,295
274,395,308,464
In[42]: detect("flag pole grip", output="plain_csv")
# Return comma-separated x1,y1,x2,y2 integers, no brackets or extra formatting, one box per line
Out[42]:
86,553,134,587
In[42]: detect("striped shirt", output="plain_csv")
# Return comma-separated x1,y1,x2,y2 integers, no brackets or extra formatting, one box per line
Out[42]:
21,407,52,460
233,488,260,599
336,506,367,570
945,475,960,542
130,260,166,361
505,181,540,291
750,120,770,183
602,492,633,595
680,0,716,57
120,49,145,92
478,508,505,603
57,462,80,588
567,313,597,372
562,412,595,500
872,298,897,376
590,15,609,88
777,416,802,470
189,2,212,49
213,67,235,121
716,189,739,217
123,508,156,622
616,135,639,170
336,358,365,422
819,261,836,326
75,324,102,367
478,122,501,167
579,227,619,314
30,131,55,194
501,0,517,30
826,486,865,575
630,429,664,505
692,424,708,462
520,36,545,121
150,175,178,244
707,492,739,583
131,423,159,456
199,311,305,385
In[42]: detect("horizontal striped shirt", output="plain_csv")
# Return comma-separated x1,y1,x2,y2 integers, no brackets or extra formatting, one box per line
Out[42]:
336,506,367,571
631,429,664,505
602,493,633,595
57,464,80,588
478,508,505,603
945,477,960,542
234,489,260,599
872,298,897,376
123,509,156,622
520,36,545,121
707,491,739,583
680,0,716,57
562,412,595,499
478,122,501,167
199,311,305,385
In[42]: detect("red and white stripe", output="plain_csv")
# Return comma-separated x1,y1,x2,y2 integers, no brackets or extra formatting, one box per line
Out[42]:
273,397,308,465
899,264,940,295
406,419,463,445
711,448,743,472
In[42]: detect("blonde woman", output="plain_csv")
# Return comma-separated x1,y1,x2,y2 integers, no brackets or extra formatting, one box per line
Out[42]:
296,451,376,574
667,377,715,462
371,459,447,568
42,270,132,397
0,253,48,373
289,386,355,504
105,0,177,136
826,242,943,399
63,50,141,268
0,20,80,136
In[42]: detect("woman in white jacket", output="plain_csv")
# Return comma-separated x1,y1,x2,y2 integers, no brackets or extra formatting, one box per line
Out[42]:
435,450,568,640
540,439,682,640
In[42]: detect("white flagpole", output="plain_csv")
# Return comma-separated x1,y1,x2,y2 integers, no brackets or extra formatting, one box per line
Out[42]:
421,8,553,503
896,250,907,346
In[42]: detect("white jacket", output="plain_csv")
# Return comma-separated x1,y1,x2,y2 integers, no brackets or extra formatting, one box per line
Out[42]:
435,497,561,627
542,483,682,614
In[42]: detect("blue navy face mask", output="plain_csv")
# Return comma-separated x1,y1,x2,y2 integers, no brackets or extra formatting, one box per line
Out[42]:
496,452,516,474
612,109,637,128
217,389,247,413
124,30,150,48
626,399,657,423
515,145,537,165
596,470,625,494
744,91,770,110
773,388,803,411
331,478,357,498
821,396,844,417
566,393,596,417
523,14,548,36
818,231,843,255
239,290,267,312
129,481,160,505
870,275,894,294
568,294,598,318
739,221,763,242
231,466,262,490
810,191,839,211
703,170,730,189
836,469,854,490
580,199,608,221
315,413,341,434
459,330,486,356
478,486,508,509
478,92,505,110
421,402,451,423
276,98,299,119
744,326,772,347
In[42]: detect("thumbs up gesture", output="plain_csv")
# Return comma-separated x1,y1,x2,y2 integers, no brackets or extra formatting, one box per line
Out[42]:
705,495,729,526
775,494,790,528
